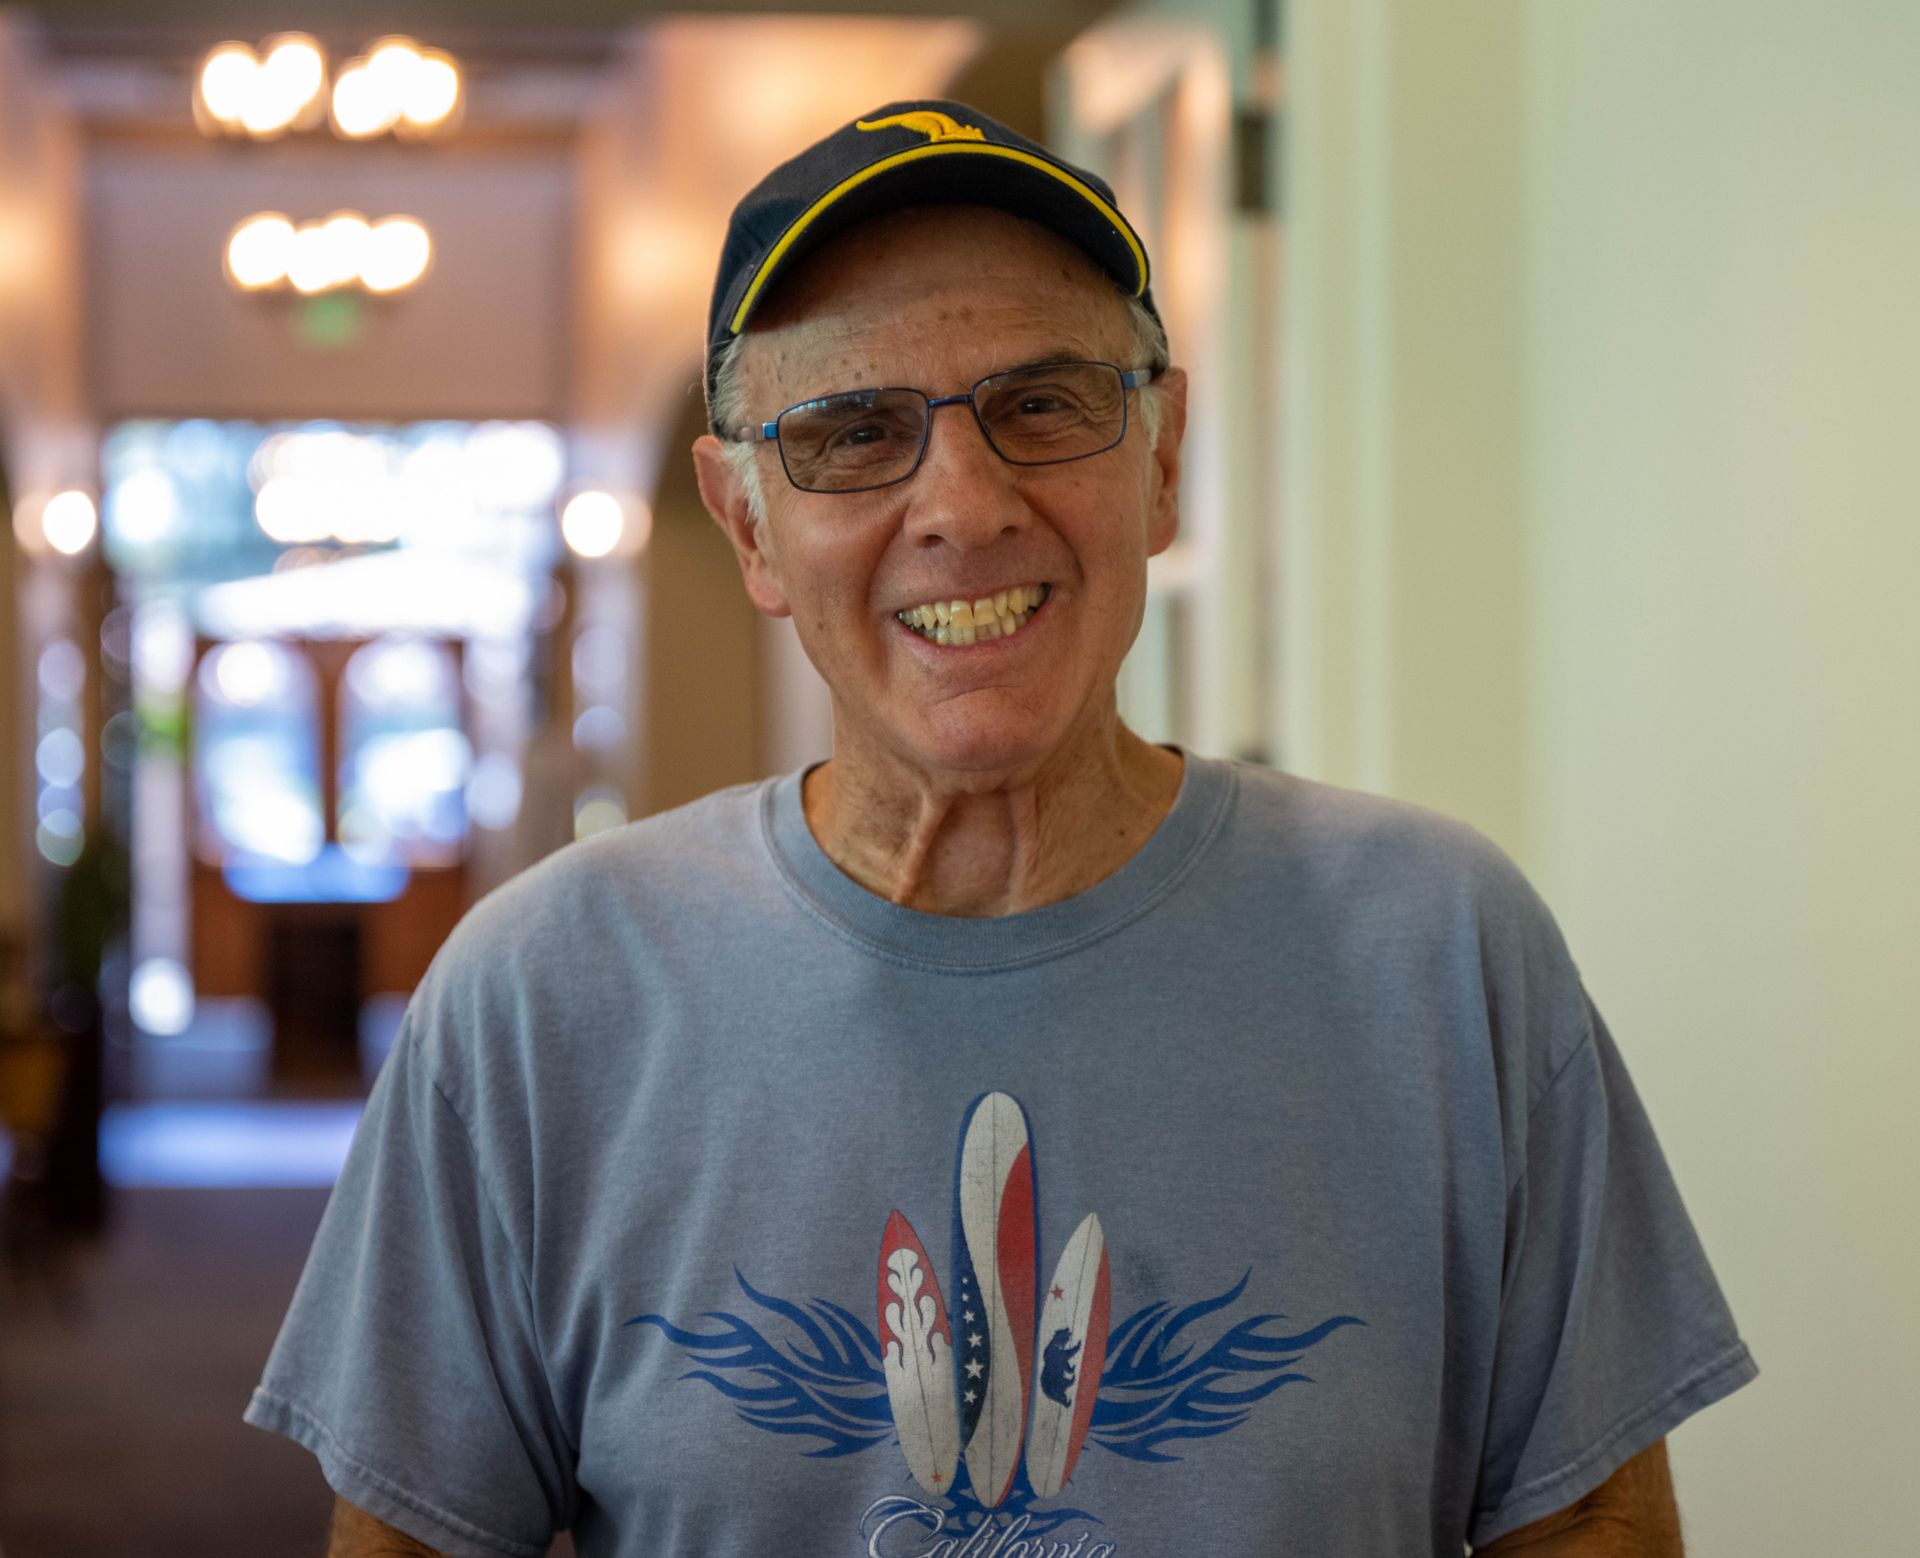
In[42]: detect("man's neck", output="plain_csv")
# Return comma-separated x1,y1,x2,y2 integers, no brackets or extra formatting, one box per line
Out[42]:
801,724,1185,919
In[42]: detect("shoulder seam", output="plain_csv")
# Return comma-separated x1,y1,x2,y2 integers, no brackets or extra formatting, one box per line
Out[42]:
1507,1025,1597,1198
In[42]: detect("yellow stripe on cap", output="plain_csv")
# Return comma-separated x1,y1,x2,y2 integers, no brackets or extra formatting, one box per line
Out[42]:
727,142,1149,336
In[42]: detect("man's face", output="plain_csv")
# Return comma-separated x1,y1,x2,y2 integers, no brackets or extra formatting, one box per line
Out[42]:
695,205,1187,783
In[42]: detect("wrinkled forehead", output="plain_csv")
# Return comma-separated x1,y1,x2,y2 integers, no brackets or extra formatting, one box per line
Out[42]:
739,205,1138,398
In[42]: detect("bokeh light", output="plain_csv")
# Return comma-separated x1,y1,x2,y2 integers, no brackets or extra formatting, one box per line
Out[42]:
573,787,627,840
572,705,627,754
469,423,568,511
402,53,462,129
37,809,84,867
132,603,195,694
211,640,285,708
106,468,183,547
331,38,461,140
229,210,431,295
254,476,329,543
261,36,325,111
43,490,98,555
37,639,85,703
361,218,432,293
466,752,523,830
330,62,388,138
36,727,85,788
560,490,624,559
199,44,258,124
198,35,327,139
131,958,196,1038
226,213,295,290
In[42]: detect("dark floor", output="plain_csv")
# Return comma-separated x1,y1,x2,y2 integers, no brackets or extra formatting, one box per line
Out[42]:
0,1187,337,1557
0,1187,575,1557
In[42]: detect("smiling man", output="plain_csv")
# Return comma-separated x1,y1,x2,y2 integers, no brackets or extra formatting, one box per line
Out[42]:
247,102,1756,1557
697,196,1186,920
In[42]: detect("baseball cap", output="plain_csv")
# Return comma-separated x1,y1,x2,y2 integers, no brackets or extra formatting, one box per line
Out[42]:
704,98,1159,426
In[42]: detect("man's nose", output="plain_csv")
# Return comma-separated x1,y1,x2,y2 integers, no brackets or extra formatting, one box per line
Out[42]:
901,399,1029,548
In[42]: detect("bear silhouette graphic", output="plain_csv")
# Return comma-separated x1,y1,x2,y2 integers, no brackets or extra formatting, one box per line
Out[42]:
1040,1325,1082,1409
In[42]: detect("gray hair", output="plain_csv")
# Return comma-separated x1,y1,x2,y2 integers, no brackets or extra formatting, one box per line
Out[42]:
710,291,1170,526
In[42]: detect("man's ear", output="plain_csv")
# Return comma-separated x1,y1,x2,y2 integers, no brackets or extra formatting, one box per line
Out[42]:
1143,366,1188,558
692,434,792,619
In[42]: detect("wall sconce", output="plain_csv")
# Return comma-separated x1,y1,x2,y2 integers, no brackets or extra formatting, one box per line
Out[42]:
227,210,433,296
196,34,462,142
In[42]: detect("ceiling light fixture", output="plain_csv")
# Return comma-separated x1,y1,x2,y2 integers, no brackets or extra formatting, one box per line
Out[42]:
195,34,329,140
227,210,434,296
196,34,463,142
331,37,464,141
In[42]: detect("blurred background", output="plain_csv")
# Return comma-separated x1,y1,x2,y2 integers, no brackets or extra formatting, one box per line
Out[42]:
0,0,1912,1553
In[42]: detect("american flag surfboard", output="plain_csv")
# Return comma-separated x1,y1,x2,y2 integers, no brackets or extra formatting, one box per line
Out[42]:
1025,1212,1111,1498
951,1091,1038,1509
877,1210,961,1497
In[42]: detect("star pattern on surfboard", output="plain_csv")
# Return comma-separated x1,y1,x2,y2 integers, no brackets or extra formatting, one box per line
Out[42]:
626,1090,1366,1538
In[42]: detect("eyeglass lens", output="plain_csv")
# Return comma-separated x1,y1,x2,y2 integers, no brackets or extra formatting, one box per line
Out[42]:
775,362,1130,493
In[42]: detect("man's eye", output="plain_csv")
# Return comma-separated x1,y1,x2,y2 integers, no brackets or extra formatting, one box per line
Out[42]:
838,422,899,446
1017,394,1071,415
991,384,1094,422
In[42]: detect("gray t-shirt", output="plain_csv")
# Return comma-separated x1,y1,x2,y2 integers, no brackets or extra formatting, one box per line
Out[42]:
246,753,1756,1555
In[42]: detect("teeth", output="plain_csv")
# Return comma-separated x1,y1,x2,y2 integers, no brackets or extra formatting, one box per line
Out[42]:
895,584,1051,646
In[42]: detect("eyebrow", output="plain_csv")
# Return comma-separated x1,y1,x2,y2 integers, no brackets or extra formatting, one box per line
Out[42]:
796,350,1100,403
995,349,1088,372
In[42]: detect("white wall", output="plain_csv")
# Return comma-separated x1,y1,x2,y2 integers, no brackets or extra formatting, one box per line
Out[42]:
1283,0,1530,848
1520,3,1920,1546
1289,0,1920,1547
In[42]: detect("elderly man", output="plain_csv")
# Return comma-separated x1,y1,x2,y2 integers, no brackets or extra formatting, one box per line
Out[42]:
248,102,1755,1557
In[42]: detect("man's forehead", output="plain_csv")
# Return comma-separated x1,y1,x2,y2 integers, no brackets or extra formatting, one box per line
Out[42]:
741,206,1134,390
763,203,1110,308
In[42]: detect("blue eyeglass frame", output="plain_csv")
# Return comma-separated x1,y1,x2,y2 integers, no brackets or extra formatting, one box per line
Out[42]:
731,360,1162,495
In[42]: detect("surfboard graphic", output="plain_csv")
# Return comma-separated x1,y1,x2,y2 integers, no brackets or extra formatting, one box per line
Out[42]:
877,1210,961,1498
1025,1212,1111,1498
951,1091,1038,1509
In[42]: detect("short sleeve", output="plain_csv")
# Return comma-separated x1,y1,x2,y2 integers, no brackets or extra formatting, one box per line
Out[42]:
243,1014,576,1558
1468,996,1758,1547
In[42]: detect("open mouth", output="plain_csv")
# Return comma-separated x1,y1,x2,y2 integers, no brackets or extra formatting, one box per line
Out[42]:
895,583,1050,646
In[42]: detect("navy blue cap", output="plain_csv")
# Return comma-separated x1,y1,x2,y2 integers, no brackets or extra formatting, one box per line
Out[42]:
704,99,1159,428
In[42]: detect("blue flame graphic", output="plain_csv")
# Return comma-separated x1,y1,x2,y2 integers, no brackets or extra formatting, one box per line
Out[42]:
1090,1270,1365,1462
628,1267,1362,1513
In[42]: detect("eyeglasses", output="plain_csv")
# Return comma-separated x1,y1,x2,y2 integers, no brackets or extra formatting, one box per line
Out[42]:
727,359,1160,494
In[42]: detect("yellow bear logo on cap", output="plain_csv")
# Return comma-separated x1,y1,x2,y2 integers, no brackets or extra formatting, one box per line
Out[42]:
855,111,985,144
